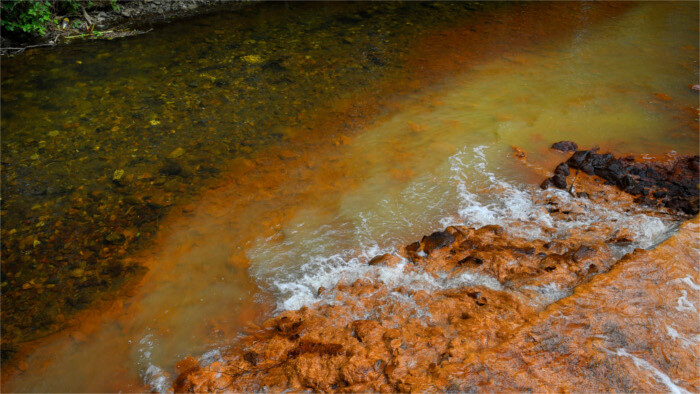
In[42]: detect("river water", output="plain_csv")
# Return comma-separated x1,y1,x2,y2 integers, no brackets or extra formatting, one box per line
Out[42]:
1,1,698,392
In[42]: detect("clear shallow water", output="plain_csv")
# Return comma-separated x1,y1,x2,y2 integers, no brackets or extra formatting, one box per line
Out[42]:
2,1,698,392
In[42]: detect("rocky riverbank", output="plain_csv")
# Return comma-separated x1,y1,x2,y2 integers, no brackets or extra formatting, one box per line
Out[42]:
173,147,698,392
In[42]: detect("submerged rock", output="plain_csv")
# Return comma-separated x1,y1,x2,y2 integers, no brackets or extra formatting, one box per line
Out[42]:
104,231,126,245
112,169,126,184
168,147,186,159
159,160,182,176
550,140,578,152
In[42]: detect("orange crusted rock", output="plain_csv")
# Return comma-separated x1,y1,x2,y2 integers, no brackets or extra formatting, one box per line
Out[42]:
173,150,698,393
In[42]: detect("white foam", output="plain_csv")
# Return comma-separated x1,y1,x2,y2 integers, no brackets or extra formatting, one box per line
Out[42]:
137,334,171,394
440,146,555,239
446,270,503,291
249,144,677,314
199,348,224,367
144,365,170,394
442,146,676,248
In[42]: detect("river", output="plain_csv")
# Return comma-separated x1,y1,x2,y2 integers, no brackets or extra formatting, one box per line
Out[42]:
1,1,697,392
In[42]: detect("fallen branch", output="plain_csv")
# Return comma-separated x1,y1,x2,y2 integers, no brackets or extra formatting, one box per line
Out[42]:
65,30,115,39
0,42,56,55
65,28,152,40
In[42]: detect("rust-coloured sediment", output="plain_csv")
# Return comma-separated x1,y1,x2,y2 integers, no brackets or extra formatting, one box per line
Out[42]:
173,151,699,392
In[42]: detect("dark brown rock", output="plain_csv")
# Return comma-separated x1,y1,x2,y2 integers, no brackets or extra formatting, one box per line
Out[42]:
104,231,126,245
540,178,554,190
159,160,182,176
566,150,591,168
553,149,699,215
551,174,568,189
551,141,578,152
244,351,260,366
554,163,570,177
421,231,456,255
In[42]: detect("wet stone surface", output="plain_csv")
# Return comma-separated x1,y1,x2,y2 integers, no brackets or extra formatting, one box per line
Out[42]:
541,146,699,215
550,140,578,153
174,207,696,391
1,1,502,356
173,151,699,392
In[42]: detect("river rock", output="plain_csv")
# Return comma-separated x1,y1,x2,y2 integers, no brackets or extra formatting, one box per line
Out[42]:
554,163,570,177
551,173,568,189
104,231,125,245
572,245,596,263
540,177,554,189
554,147,699,215
367,254,401,267
421,230,456,255
551,141,578,152
168,147,185,159
87,189,105,201
243,55,264,64
122,195,142,205
112,169,127,185
159,160,182,176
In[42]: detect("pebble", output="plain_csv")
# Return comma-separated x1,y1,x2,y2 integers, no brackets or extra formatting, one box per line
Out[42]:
168,147,185,159
70,268,84,278
112,169,125,183
123,195,142,205
551,141,578,153
160,161,182,176
243,55,264,64
105,231,126,245
88,190,105,201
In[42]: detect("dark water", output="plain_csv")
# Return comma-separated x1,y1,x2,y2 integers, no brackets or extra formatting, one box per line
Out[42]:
1,1,497,351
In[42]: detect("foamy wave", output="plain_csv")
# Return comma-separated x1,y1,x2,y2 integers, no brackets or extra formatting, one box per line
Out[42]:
137,333,171,394
250,145,677,313
440,145,555,238
443,146,676,248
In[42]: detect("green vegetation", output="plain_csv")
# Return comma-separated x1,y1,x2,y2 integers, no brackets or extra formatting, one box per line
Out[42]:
1,0,120,39
0,1,54,36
